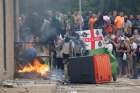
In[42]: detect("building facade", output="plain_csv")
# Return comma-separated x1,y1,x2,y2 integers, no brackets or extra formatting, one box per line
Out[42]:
0,0,14,80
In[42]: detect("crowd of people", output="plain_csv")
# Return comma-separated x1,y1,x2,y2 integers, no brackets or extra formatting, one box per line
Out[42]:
18,10,140,79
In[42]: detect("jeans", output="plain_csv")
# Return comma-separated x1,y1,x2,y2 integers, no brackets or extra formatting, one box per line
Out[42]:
118,57,127,75
132,55,138,78
56,58,64,70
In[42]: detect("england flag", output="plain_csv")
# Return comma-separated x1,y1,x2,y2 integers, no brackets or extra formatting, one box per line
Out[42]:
76,29,104,50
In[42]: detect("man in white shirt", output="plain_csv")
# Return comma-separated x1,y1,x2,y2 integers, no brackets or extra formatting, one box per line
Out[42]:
105,40,113,52
104,36,113,52
130,38,138,79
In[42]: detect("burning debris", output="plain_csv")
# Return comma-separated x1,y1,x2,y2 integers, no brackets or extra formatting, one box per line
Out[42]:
18,57,50,78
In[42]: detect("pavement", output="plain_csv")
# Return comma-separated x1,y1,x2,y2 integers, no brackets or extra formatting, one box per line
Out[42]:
57,78,140,93
0,78,140,93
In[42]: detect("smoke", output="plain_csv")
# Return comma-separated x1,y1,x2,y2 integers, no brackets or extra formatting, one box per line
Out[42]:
19,0,79,43
49,69,64,81
16,0,72,74
39,19,58,44
19,0,76,14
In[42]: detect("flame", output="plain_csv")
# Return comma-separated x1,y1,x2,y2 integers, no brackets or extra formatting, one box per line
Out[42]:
19,58,50,76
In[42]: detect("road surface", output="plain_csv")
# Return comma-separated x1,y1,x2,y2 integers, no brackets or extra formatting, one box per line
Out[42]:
0,78,140,93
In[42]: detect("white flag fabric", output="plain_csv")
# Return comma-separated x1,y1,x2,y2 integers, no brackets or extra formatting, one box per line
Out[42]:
76,29,104,50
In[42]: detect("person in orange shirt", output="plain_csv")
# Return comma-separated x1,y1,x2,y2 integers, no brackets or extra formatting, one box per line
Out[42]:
89,14,97,29
114,12,124,35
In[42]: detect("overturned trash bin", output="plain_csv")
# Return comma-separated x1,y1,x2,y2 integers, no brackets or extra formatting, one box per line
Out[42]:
67,48,118,84
67,56,95,84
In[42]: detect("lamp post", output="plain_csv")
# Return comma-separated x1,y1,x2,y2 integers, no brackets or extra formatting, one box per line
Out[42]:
79,0,82,31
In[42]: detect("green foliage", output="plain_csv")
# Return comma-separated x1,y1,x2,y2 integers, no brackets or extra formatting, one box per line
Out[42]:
19,0,140,14
81,0,140,14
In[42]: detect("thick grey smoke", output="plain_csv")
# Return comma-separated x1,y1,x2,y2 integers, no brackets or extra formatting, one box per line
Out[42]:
39,17,58,44
19,0,77,14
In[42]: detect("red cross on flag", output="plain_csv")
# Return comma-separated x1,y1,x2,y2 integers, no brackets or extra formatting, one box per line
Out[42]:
76,29,104,50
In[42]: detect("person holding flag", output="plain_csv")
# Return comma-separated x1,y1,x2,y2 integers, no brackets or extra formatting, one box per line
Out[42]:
89,14,97,29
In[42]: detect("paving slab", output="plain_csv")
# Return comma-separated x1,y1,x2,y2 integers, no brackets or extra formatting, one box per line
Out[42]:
0,78,140,93
57,78,140,93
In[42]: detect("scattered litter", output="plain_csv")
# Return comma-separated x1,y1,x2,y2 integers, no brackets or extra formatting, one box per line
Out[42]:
0,88,7,92
3,84,14,88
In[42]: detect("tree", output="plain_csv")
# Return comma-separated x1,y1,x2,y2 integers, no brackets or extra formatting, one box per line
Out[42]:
19,0,140,15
